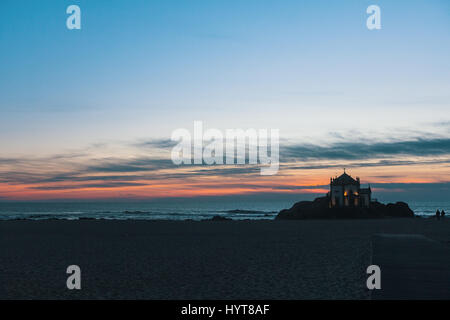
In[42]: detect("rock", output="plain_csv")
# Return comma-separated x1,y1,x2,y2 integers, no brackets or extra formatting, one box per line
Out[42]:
276,197,414,220
386,202,415,218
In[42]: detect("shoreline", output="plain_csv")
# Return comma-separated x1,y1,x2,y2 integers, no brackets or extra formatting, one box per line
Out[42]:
0,215,437,222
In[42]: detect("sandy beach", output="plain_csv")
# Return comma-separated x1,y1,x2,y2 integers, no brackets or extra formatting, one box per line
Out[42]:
1,218,449,300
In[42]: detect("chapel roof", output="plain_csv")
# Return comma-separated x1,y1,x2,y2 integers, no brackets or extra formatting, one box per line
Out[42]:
331,172,359,186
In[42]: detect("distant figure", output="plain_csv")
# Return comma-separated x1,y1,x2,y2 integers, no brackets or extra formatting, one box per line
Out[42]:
441,210,446,218
436,209,441,220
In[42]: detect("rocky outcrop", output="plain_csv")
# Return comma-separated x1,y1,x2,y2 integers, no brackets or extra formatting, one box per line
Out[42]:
276,197,414,220
385,202,415,217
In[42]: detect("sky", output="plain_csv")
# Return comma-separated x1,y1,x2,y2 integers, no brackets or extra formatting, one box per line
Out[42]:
0,0,449,201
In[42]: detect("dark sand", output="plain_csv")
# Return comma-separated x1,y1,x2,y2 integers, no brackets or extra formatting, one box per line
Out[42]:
1,219,449,300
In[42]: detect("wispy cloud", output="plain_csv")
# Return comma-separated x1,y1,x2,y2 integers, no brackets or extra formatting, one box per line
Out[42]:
282,138,450,161
29,182,149,191
1,134,449,199
133,139,178,149
371,182,450,190
283,159,450,170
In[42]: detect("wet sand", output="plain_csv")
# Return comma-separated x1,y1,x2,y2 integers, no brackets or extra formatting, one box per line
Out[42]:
1,218,449,299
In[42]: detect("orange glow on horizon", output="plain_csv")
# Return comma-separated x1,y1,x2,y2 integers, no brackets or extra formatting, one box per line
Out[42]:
1,155,449,200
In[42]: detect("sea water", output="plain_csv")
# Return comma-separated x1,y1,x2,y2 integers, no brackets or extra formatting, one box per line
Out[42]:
0,199,448,221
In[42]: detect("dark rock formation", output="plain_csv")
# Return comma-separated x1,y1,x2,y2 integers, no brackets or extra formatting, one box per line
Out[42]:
385,202,415,217
276,197,414,220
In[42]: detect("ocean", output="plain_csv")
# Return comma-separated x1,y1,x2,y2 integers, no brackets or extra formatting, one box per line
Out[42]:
0,199,448,220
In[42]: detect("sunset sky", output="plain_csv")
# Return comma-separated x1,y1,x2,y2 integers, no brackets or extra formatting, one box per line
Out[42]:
0,0,449,201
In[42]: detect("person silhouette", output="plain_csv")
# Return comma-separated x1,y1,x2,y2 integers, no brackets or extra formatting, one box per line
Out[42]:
441,210,446,218
436,209,441,220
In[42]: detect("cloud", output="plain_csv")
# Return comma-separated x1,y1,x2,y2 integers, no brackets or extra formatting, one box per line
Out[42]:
282,138,450,161
371,182,450,190
1,134,449,199
0,156,266,186
434,121,450,127
133,139,178,149
0,158,20,164
29,182,149,190
84,158,177,173
283,159,450,170
190,183,328,191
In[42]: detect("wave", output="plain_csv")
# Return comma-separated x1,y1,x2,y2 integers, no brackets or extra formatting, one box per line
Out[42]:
123,210,150,214
220,209,277,215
